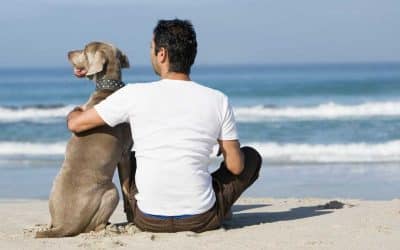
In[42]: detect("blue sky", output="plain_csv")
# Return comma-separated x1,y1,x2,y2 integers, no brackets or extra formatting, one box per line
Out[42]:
1,0,399,67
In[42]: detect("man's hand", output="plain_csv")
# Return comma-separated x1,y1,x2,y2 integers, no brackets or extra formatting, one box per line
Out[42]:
67,106,84,122
218,139,244,175
66,107,106,133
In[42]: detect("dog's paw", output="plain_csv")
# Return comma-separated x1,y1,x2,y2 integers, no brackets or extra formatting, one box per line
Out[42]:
23,224,47,238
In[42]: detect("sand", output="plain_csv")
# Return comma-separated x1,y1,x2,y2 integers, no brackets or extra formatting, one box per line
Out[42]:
0,197,399,250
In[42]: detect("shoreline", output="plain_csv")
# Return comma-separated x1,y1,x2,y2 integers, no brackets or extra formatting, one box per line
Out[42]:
2,194,400,203
1,164,399,201
1,197,399,250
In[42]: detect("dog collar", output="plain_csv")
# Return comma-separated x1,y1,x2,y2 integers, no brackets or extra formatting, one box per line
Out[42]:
95,79,125,91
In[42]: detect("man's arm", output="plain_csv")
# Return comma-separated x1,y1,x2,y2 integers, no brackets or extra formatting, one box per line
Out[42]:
67,107,106,133
218,139,244,175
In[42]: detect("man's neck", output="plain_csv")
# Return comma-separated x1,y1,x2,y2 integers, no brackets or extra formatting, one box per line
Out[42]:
161,71,191,81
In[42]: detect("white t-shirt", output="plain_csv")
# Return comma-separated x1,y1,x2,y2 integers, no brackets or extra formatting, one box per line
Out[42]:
95,79,238,216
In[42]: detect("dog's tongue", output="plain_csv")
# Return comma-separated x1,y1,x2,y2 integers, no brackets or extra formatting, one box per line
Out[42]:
74,68,87,78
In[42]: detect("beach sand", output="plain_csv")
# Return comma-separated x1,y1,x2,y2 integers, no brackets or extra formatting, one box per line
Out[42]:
0,197,399,250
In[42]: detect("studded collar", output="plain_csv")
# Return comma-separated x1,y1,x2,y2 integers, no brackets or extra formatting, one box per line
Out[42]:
95,78,125,91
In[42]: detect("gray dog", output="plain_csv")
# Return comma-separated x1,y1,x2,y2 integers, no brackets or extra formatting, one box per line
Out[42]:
36,42,133,238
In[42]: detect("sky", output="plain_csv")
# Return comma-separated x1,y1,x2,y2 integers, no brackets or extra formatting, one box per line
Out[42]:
1,0,399,67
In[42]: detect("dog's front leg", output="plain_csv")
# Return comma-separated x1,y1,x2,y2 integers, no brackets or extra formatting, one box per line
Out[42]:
80,101,91,111
117,150,133,222
80,93,97,111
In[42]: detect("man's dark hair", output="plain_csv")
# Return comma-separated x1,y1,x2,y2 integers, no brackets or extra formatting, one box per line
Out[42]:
153,19,197,74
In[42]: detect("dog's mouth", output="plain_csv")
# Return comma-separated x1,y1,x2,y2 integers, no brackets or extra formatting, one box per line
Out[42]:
74,67,87,78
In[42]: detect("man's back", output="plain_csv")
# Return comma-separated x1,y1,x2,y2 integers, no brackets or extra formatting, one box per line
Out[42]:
95,79,238,216
67,19,259,233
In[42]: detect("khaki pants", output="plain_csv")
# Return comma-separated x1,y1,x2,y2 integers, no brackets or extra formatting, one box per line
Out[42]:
127,146,262,233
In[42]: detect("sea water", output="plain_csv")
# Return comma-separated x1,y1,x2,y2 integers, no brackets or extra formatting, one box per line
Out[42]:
0,63,399,199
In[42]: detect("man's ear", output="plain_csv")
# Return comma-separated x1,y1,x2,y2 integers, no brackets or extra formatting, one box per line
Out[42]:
157,47,167,64
86,50,106,76
120,53,130,68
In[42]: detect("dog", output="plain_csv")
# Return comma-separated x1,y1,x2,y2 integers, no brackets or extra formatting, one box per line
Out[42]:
36,42,133,238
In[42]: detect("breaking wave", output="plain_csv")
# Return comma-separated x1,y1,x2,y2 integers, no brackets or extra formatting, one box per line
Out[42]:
2,101,400,123
250,140,400,163
234,101,400,121
0,141,66,155
1,140,399,164
0,105,74,123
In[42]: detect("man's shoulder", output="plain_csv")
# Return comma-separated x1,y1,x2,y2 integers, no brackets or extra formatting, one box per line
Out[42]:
123,80,229,101
190,81,227,99
125,81,161,89
121,81,162,95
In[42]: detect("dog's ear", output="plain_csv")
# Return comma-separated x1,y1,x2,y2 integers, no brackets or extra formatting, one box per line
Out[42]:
120,53,130,68
86,50,106,76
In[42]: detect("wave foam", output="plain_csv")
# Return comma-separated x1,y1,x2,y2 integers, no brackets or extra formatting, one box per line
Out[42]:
1,140,399,164
0,142,66,155
0,105,74,123
250,140,400,163
234,101,400,121
2,101,400,123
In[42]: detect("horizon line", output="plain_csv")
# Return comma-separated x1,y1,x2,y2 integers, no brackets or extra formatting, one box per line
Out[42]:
1,61,400,69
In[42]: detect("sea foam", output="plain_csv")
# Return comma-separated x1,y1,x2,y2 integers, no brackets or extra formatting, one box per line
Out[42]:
1,101,400,123
0,141,66,155
250,140,400,163
234,101,400,121
1,140,399,164
0,105,74,123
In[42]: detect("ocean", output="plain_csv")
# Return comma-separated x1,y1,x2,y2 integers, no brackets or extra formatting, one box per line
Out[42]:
1,63,399,200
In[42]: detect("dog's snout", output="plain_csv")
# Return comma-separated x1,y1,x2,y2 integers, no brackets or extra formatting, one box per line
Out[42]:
68,50,84,62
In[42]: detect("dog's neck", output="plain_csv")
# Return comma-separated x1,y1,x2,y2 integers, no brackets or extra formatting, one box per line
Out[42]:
91,67,125,91
95,78,125,91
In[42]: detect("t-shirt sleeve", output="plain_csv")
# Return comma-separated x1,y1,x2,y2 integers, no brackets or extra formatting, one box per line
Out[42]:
94,86,132,127
218,95,239,140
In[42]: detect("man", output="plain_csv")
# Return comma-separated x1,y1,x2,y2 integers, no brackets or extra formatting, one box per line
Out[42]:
67,19,262,233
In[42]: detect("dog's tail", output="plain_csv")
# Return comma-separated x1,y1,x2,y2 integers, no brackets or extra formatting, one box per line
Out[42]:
35,227,71,238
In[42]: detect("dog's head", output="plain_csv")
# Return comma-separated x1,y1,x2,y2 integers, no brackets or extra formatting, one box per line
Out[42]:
68,41,130,80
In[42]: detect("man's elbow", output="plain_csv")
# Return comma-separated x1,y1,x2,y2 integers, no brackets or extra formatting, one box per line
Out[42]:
227,155,245,175
229,166,244,175
231,162,245,175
